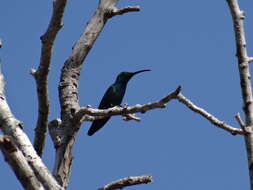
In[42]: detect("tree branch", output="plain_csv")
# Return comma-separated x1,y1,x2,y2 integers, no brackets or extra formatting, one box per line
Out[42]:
32,0,68,157
123,113,141,121
105,6,140,18
73,86,181,122
235,113,248,132
175,93,247,135
76,85,246,136
248,57,253,63
0,69,63,190
0,136,45,190
226,0,253,188
98,175,152,190
48,118,63,149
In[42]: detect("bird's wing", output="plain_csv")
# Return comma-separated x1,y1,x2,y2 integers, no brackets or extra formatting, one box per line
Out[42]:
87,86,115,136
98,85,118,109
88,117,110,136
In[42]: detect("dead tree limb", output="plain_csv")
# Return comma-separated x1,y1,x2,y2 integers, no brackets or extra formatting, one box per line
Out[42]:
0,136,45,190
31,0,68,157
98,175,152,190
226,0,253,189
0,68,63,190
235,113,247,132
175,93,247,135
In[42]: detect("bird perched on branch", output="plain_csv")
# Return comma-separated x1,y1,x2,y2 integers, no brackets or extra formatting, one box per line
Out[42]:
88,69,150,136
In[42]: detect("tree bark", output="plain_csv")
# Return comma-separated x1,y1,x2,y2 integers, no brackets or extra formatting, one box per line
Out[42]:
0,67,63,190
0,136,45,190
226,0,253,189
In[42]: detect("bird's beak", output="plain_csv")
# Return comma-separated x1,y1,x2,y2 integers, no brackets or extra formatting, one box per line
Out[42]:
132,69,151,76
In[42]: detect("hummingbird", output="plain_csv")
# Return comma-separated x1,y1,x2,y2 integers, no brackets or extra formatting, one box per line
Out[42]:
87,69,150,136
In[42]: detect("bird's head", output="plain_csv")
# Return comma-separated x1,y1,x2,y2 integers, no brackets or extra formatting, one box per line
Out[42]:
115,69,151,84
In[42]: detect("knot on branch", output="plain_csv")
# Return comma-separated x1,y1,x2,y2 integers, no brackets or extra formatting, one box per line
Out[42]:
0,136,17,153
48,118,63,148
30,68,37,75
239,10,245,19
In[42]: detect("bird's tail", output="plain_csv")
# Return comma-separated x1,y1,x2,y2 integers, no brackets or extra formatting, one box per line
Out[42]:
87,117,110,136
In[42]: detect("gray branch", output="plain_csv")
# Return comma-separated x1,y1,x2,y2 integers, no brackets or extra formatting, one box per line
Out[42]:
0,70,63,190
32,0,68,157
249,57,253,63
105,6,140,18
235,113,247,132
175,93,247,135
0,136,45,190
98,175,153,190
74,86,182,122
123,113,141,121
226,0,253,188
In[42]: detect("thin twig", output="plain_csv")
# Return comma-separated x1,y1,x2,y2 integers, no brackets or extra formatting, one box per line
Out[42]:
248,57,253,63
123,113,141,121
235,113,248,132
106,6,140,18
98,175,153,190
175,93,247,135
74,86,181,122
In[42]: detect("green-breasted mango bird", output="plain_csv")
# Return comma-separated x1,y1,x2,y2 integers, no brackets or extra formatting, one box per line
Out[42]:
87,69,150,136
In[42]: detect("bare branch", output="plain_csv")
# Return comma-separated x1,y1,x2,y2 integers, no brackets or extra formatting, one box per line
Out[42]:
106,6,140,18
123,113,141,121
0,136,45,190
0,70,63,190
226,0,253,187
74,86,182,122
235,113,248,132
249,57,253,63
98,175,153,190
33,0,68,157
226,1,253,119
175,93,247,135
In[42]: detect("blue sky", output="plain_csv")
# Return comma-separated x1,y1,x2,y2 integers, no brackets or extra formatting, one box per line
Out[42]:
1,0,253,189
